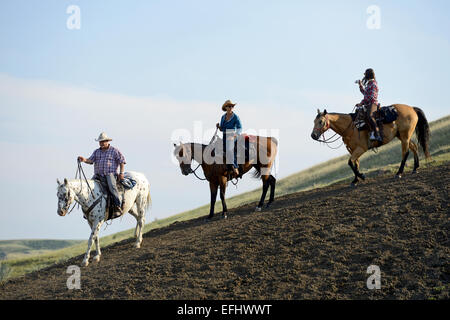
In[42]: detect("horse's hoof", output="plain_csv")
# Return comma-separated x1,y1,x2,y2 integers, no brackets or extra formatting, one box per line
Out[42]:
350,182,357,188
223,214,228,219
265,202,272,209
412,170,418,174
255,206,262,212
359,174,366,181
134,243,141,249
93,255,101,263
82,260,89,267
395,174,402,179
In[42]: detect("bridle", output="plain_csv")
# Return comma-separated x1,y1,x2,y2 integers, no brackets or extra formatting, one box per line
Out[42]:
59,161,103,216
314,114,345,149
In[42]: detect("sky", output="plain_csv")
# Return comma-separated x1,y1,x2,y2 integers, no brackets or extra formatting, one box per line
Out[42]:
0,0,449,240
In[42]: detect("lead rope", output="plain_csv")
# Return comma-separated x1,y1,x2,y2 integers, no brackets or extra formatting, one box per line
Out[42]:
190,128,219,181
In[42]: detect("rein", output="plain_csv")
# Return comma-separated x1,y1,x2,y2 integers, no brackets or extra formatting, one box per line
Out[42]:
315,114,353,150
188,129,219,182
190,163,207,181
187,129,240,187
65,161,103,216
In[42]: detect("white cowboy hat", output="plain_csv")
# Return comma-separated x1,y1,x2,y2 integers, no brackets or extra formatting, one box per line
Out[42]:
95,132,112,142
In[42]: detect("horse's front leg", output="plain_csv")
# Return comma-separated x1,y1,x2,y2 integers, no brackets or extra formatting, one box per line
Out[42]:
219,178,228,219
93,220,104,262
82,218,103,267
348,147,366,187
207,182,218,219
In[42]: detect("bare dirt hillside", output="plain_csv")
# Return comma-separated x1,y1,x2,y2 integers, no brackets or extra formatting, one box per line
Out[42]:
1,163,448,300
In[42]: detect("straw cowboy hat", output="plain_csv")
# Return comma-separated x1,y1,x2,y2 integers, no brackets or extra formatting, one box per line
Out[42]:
222,100,237,112
95,132,113,142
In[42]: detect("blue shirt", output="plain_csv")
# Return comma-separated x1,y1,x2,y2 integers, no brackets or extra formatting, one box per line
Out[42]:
219,113,242,136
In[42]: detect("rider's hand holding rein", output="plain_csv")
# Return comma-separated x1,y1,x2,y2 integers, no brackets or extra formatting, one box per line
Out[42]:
77,156,93,164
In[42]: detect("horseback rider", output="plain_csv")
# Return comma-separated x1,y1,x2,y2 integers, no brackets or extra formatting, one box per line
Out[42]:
216,100,242,178
77,132,126,218
355,68,383,142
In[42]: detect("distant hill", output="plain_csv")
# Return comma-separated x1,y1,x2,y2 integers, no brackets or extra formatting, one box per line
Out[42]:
0,240,84,261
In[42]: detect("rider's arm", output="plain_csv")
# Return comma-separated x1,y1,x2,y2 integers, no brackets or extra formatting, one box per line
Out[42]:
77,156,94,164
83,151,96,165
218,115,225,132
359,84,365,94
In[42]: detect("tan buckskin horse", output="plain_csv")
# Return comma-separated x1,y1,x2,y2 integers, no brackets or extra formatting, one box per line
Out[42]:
311,104,430,186
173,135,278,219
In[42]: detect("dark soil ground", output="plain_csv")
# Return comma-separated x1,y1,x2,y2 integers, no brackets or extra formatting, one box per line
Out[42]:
1,163,449,300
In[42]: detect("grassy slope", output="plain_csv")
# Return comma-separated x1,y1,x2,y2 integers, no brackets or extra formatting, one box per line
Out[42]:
1,114,449,282
0,240,84,261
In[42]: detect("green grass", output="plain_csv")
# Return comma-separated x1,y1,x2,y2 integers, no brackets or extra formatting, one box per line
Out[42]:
0,240,84,261
1,114,449,283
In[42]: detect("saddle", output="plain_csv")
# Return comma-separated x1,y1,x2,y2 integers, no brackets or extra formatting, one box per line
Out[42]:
89,173,137,221
351,105,398,131
208,135,257,180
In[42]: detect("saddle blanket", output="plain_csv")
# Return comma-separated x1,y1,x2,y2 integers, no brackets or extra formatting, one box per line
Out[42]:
351,105,398,130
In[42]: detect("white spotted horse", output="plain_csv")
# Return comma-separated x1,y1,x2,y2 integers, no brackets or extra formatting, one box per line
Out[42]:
56,171,151,266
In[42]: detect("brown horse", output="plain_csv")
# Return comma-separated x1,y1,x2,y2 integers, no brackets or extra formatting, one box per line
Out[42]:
311,104,430,186
173,135,278,218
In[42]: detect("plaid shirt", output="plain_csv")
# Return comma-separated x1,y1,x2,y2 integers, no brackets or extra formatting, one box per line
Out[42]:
88,146,126,176
360,80,379,105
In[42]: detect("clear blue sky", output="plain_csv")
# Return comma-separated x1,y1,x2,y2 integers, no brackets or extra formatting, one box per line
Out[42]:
0,0,449,240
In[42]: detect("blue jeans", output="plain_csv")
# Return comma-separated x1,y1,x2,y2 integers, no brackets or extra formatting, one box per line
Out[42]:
94,173,121,207
223,134,238,169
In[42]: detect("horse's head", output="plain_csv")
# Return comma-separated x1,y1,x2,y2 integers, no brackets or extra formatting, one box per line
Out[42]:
311,108,330,140
56,178,75,216
173,143,193,176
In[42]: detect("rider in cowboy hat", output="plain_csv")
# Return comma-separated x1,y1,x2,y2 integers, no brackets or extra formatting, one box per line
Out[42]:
216,100,243,178
77,132,126,218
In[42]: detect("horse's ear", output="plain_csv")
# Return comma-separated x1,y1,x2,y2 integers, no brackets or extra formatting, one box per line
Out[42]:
317,108,320,115
64,178,68,186
57,179,61,186
324,109,328,115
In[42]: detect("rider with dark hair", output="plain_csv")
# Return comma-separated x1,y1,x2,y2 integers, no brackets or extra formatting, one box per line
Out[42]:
356,68,382,142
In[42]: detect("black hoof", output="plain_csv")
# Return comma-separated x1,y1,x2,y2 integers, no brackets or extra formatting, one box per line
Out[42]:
265,202,272,209
359,174,366,181
412,170,418,174
395,174,402,179
222,212,228,219
350,182,357,188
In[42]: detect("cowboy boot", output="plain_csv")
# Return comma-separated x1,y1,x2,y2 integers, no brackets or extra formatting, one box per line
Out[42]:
233,167,239,179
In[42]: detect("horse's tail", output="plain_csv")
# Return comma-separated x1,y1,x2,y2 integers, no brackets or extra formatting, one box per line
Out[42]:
413,107,431,159
271,137,278,146
252,165,262,179
146,185,152,211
